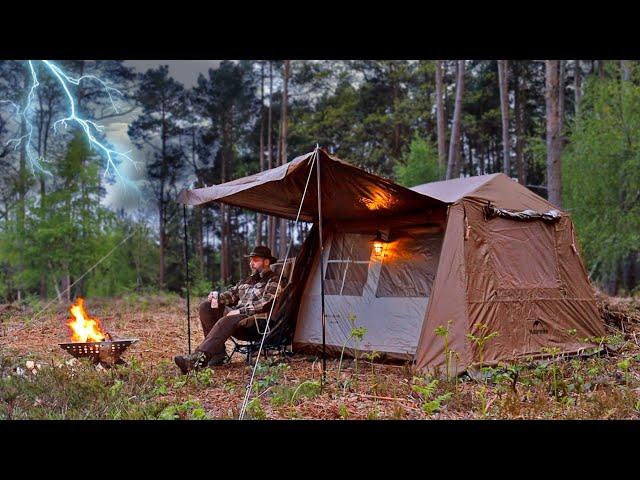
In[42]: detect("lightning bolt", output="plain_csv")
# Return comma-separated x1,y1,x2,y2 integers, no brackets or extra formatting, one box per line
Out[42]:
1,60,139,190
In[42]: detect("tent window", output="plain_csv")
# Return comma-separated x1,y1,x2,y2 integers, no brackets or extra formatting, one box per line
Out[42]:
375,232,443,298
487,218,560,289
325,233,372,296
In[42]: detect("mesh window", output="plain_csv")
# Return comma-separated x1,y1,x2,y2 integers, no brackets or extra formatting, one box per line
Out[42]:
324,262,347,295
325,233,372,296
375,232,443,298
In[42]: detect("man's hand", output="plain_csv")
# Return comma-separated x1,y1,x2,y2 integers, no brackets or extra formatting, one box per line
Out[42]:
228,309,240,316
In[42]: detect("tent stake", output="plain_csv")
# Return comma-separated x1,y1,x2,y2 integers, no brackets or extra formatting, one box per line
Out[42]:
315,145,327,388
183,204,192,355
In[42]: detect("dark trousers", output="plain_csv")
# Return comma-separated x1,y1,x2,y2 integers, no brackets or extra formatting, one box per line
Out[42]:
197,301,260,358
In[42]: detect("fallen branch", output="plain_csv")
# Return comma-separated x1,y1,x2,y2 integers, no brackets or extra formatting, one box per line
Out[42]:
355,392,414,403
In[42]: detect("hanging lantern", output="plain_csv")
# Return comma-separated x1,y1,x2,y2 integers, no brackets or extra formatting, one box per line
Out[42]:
371,231,386,257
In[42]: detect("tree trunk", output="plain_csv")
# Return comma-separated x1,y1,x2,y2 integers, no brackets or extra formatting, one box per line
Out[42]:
574,60,582,117
558,60,565,132
16,74,28,300
621,60,631,82
158,107,168,288
545,60,562,207
158,197,165,288
498,60,511,175
267,61,276,254
390,62,401,159
220,118,231,285
598,60,606,79
40,93,56,298
278,60,290,259
192,133,205,279
235,210,242,279
446,60,465,180
514,68,526,185
195,205,204,280
435,60,447,174
256,61,265,246
39,177,47,299
61,271,71,303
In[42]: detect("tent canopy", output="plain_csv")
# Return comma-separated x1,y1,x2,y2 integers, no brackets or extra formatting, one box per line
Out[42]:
177,148,444,222
411,172,559,212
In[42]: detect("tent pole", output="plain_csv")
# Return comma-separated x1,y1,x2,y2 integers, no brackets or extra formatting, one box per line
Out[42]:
315,145,327,388
183,204,192,355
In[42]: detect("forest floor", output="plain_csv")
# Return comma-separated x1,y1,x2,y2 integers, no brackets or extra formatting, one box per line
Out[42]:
1,290,640,420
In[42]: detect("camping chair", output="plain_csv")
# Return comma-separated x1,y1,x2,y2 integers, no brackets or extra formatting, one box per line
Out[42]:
226,257,297,364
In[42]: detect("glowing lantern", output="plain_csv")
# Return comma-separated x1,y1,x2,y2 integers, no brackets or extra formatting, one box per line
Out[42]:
371,231,387,257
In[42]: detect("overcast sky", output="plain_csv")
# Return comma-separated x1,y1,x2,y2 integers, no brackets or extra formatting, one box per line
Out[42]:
124,60,222,87
103,60,222,211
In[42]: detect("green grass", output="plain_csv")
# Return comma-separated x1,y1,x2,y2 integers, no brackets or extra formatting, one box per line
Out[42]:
0,350,204,420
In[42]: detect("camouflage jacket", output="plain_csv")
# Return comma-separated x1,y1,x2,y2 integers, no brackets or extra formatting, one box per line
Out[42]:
218,268,286,316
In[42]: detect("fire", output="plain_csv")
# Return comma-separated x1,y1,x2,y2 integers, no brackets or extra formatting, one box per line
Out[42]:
66,297,107,342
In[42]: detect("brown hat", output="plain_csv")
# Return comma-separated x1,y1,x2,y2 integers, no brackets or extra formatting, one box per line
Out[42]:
244,246,279,263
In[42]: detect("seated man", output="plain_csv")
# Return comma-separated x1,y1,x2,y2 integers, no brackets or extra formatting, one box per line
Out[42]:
174,246,286,374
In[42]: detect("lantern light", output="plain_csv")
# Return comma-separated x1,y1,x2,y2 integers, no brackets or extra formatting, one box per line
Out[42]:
371,230,386,257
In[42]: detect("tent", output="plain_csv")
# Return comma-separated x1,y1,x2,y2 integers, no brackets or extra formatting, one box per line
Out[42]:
178,148,604,375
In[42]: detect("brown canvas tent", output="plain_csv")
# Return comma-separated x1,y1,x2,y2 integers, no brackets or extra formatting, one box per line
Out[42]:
178,148,604,375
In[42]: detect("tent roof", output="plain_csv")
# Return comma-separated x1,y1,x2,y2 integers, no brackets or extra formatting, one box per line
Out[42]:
410,173,559,212
177,148,444,222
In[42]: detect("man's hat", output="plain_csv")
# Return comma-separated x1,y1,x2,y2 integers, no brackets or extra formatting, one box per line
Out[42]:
244,245,279,263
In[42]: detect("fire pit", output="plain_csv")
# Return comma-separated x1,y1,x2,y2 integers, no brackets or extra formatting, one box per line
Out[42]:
58,297,138,366
59,338,138,365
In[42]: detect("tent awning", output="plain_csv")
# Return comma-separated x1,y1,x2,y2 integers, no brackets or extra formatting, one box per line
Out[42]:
177,148,444,222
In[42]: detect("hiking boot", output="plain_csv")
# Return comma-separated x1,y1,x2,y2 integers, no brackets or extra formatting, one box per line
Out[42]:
174,351,209,375
207,353,227,367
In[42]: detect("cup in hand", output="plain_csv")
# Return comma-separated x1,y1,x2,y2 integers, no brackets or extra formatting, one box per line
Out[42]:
208,291,219,308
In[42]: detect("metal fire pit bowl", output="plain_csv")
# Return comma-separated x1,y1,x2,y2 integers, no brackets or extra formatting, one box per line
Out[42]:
59,339,138,365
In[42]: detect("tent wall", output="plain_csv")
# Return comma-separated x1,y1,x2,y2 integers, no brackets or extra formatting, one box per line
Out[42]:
416,200,603,374
293,219,445,360
415,203,472,374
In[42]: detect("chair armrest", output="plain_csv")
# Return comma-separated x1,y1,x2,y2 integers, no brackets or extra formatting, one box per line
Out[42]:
237,312,268,328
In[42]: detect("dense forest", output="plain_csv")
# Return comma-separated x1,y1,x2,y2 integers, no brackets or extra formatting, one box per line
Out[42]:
0,59,638,303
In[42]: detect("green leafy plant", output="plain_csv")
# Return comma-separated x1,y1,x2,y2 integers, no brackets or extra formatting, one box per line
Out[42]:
435,320,459,381
476,384,490,418
366,405,381,419
362,350,381,392
194,367,214,387
152,376,168,396
617,357,633,385
336,313,368,389
254,362,289,393
466,323,499,371
159,398,208,420
540,346,565,399
492,363,522,396
411,376,452,415
245,397,267,420
270,380,321,407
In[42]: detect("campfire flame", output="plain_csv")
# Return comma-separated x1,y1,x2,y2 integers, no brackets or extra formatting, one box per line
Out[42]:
67,297,107,342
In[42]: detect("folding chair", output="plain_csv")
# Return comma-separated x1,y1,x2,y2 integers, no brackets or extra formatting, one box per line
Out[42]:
226,257,297,364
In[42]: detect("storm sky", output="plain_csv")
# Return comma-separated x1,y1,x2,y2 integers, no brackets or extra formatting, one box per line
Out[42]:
124,60,221,87
102,60,222,212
